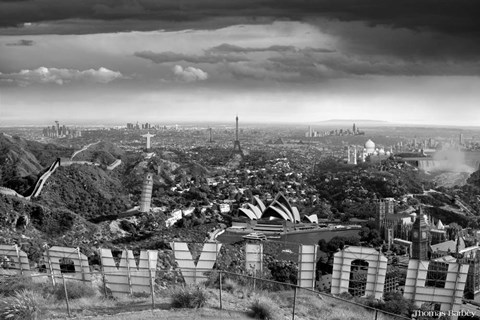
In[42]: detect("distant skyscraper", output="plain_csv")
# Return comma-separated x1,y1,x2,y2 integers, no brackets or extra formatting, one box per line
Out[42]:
142,132,155,150
208,127,213,143
233,115,243,156
353,123,356,134
460,133,464,145
55,121,60,137
139,173,154,212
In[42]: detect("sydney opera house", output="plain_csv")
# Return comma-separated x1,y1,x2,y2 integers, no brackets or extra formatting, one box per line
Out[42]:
237,192,318,224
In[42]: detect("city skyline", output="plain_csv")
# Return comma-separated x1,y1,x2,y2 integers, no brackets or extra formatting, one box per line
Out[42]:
1,1,480,126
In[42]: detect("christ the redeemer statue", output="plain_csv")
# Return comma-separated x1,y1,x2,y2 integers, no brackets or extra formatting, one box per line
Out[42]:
142,132,155,150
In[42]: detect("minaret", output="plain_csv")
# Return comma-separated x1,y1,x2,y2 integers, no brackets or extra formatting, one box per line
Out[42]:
233,115,243,156
139,173,154,212
141,132,155,150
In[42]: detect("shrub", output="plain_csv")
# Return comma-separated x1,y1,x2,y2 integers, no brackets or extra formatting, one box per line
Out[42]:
53,281,96,300
223,278,240,293
0,276,39,297
336,292,353,300
382,292,417,317
266,259,298,284
170,286,207,309
204,270,220,289
0,290,41,320
249,296,278,320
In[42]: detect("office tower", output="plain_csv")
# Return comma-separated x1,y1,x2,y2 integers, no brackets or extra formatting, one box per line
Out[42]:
208,127,213,143
55,121,60,137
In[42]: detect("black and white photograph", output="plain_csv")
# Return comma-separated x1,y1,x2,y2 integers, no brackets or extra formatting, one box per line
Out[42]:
1,1,480,319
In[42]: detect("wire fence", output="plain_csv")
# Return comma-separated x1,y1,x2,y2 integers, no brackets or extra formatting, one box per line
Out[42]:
0,268,412,320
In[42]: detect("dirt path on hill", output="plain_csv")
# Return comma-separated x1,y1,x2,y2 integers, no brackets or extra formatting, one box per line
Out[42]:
68,308,252,320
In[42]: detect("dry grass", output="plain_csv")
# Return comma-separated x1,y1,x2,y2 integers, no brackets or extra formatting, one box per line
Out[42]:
170,286,208,309
0,277,396,320
249,296,280,320
0,290,43,320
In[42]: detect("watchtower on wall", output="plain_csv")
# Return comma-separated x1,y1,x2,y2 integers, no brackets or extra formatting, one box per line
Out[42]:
139,172,154,213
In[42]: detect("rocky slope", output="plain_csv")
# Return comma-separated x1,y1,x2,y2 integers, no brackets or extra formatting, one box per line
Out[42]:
0,133,72,194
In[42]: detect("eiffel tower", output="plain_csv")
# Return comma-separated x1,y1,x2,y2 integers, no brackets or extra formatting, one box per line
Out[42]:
233,115,244,157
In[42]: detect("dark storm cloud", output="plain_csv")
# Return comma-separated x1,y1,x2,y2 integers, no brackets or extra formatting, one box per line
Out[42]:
1,0,479,38
209,44,297,54
208,44,335,54
5,39,34,46
135,45,335,66
134,51,248,64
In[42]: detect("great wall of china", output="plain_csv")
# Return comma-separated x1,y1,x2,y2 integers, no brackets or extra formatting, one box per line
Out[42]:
0,142,121,200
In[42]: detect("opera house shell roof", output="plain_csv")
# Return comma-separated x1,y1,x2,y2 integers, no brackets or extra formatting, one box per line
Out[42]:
238,192,317,224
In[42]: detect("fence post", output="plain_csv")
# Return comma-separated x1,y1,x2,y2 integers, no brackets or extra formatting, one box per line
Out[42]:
76,247,85,282
219,271,223,310
374,309,378,320
292,286,297,320
125,248,133,295
101,270,108,298
148,251,155,311
44,245,56,287
14,244,23,276
62,274,71,318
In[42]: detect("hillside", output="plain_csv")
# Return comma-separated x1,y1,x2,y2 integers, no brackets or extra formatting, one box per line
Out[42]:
72,141,125,165
0,133,72,194
0,137,221,263
306,157,480,227
37,164,131,220
0,194,102,261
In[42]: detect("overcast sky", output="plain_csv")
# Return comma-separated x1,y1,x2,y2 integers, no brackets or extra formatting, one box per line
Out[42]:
1,0,479,126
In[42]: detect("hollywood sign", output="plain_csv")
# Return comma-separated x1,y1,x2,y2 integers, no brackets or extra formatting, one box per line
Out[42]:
332,246,469,317
0,243,469,315
0,242,317,295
